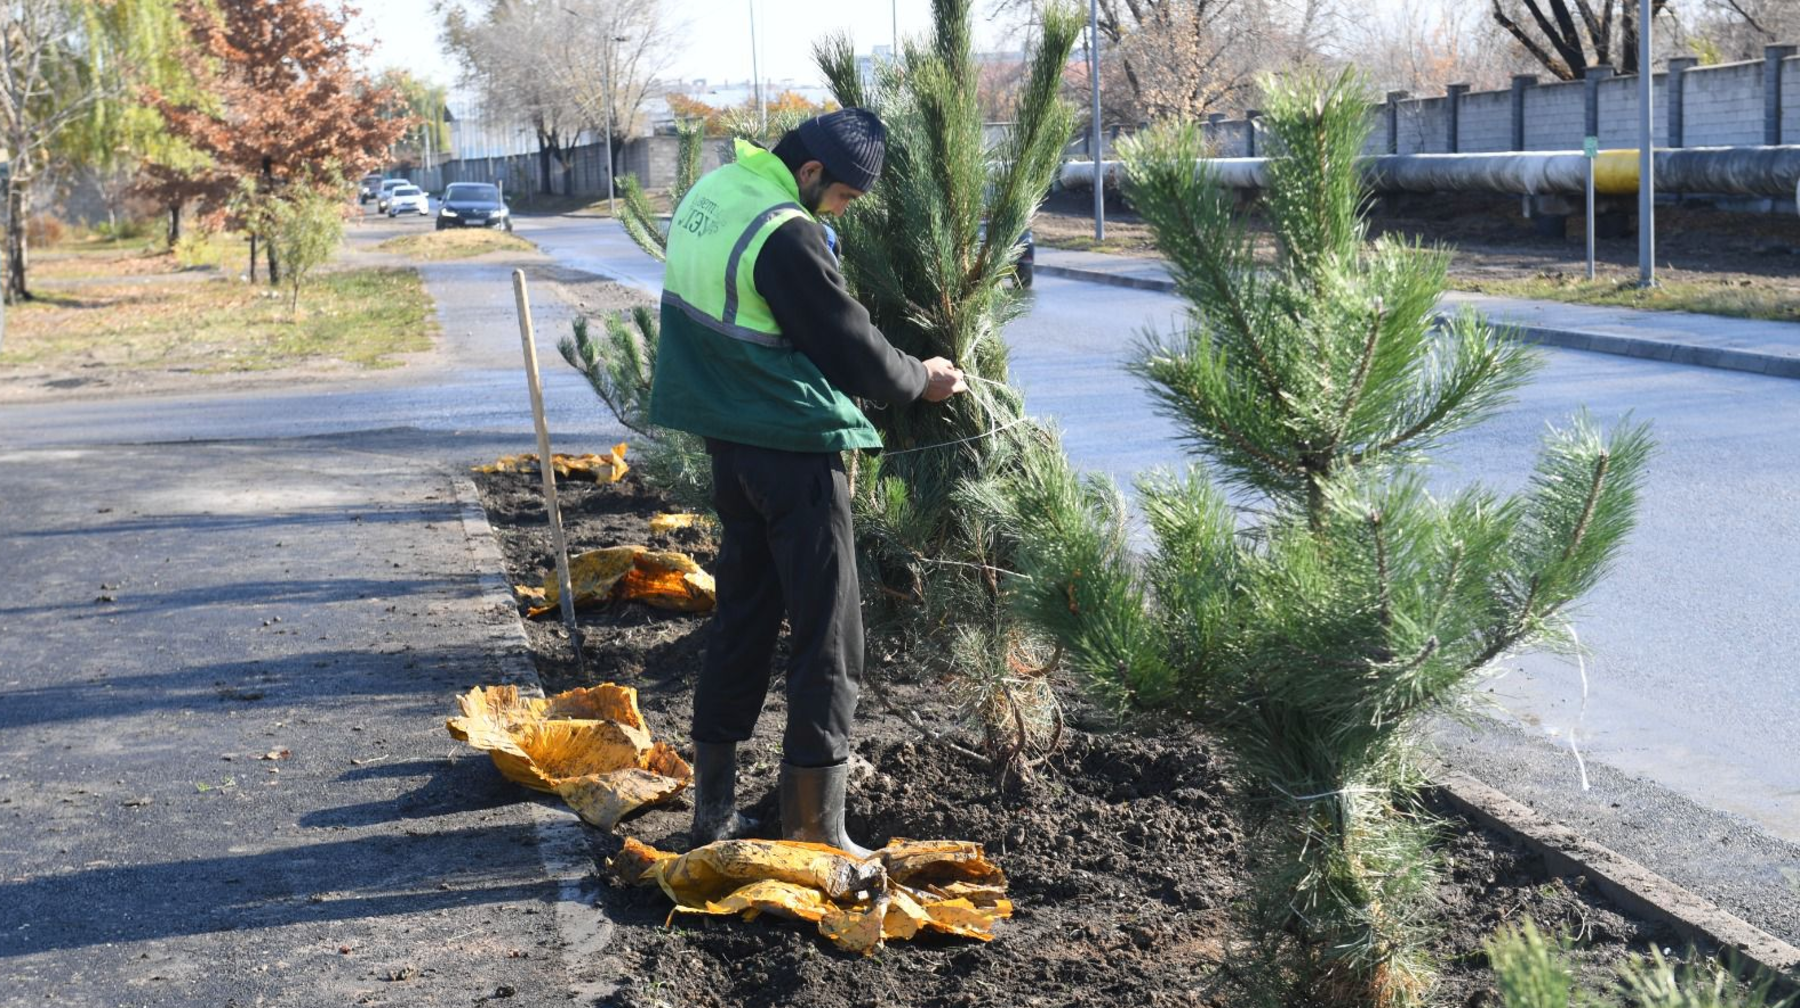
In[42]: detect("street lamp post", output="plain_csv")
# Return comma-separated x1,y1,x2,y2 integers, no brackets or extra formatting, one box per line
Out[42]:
749,0,765,133
1089,0,1103,241
603,34,628,218
1638,0,1655,287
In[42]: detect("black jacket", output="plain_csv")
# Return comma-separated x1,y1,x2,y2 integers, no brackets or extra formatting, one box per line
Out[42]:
753,216,928,407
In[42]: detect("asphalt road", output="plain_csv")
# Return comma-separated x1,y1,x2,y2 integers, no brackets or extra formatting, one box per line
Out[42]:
0,212,631,1006
4,209,1796,953
0,430,595,1006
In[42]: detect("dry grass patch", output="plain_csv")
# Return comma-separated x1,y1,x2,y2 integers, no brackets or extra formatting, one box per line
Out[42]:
1459,272,1800,323
0,267,435,373
378,228,535,260
30,231,242,280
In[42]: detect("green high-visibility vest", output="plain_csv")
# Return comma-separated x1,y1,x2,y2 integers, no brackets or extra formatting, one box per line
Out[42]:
648,138,881,453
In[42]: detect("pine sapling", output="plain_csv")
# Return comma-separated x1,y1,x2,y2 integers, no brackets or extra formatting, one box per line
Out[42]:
1006,68,1652,1007
811,0,1083,774
558,307,711,513
1487,918,1792,1008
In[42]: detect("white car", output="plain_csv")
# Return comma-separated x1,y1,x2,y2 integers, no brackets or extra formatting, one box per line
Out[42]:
386,185,430,216
375,178,411,212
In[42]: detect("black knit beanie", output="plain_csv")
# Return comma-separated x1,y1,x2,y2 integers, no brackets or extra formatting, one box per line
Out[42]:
796,108,887,192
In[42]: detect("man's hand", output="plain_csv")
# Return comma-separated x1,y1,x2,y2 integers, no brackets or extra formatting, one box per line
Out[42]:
920,357,967,403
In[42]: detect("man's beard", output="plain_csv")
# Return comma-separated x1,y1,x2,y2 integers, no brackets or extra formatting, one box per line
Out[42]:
798,175,829,214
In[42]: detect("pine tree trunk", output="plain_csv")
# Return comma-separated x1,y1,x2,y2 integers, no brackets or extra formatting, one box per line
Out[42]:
167,203,182,247
5,181,29,304
248,232,258,282
266,235,280,285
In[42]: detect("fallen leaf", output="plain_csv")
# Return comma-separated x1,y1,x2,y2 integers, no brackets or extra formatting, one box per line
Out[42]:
259,749,290,761
446,684,692,828
473,445,629,483
524,546,715,618
648,512,700,535
611,837,1012,955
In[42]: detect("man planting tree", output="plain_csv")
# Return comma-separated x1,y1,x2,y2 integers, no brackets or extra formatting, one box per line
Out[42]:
649,108,966,856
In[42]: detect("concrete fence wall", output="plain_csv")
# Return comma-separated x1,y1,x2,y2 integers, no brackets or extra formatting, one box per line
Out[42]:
1195,48,1800,159
1682,60,1764,146
410,133,732,200
1458,90,1514,152
415,48,1800,197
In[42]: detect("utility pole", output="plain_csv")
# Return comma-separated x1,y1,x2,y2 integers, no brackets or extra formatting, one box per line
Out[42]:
1638,0,1656,287
1088,0,1103,241
749,0,765,133
1,161,8,352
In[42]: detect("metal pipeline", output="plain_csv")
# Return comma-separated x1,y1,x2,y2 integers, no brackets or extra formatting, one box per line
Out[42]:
1060,146,1800,198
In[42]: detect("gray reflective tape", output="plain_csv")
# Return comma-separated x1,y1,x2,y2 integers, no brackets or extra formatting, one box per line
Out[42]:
663,290,789,349
722,202,804,325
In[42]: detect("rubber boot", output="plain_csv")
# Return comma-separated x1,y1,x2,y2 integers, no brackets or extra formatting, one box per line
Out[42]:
689,742,755,848
779,761,876,859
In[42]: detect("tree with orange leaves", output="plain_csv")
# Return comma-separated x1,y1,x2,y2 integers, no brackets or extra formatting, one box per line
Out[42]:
664,91,836,137
153,0,410,283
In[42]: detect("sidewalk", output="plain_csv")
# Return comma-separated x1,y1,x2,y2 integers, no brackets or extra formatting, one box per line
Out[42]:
0,429,609,1007
1034,247,1800,380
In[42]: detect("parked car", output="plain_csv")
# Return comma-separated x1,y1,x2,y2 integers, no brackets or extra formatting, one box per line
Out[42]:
386,185,430,217
358,173,383,203
435,182,512,232
376,178,410,213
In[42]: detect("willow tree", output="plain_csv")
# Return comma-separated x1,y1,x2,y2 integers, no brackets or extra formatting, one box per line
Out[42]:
813,0,1082,770
1006,70,1651,1006
1,0,183,305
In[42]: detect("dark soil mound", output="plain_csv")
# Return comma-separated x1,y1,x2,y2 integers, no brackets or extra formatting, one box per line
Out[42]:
470,467,1676,1007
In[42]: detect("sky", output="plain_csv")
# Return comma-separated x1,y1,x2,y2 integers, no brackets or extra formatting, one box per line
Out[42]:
354,0,1435,99
356,0,1046,95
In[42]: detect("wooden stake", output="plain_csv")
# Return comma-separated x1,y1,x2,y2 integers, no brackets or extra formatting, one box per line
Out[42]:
512,269,585,669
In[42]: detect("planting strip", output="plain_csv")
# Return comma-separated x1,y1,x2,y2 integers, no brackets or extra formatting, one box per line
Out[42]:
451,473,622,1001
1433,768,1800,994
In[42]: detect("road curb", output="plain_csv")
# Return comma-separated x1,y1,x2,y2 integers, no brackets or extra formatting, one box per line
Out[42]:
450,473,621,1003
1034,262,1800,380
1433,769,1800,994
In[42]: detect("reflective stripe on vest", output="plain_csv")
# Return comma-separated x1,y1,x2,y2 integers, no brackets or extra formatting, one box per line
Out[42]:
662,141,812,343
647,139,883,454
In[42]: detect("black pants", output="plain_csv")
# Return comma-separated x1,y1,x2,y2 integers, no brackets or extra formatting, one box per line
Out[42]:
692,440,861,768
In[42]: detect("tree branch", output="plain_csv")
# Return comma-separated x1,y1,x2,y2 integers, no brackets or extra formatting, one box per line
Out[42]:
1492,0,1577,80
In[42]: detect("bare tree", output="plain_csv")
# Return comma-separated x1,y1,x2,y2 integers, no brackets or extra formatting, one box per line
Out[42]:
440,0,674,197
1672,0,1800,62
1336,0,1537,93
990,0,1343,123
0,0,128,306
542,0,675,183
1489,0,1673,80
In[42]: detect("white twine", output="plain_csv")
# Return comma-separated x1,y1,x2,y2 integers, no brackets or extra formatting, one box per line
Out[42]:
880,416,1031,456
1568,622,1592,792
1272,782,1383,803
913,556,1035,581
881,370,1032,456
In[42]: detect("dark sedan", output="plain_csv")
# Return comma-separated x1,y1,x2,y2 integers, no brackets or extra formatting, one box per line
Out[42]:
435,182,512,231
